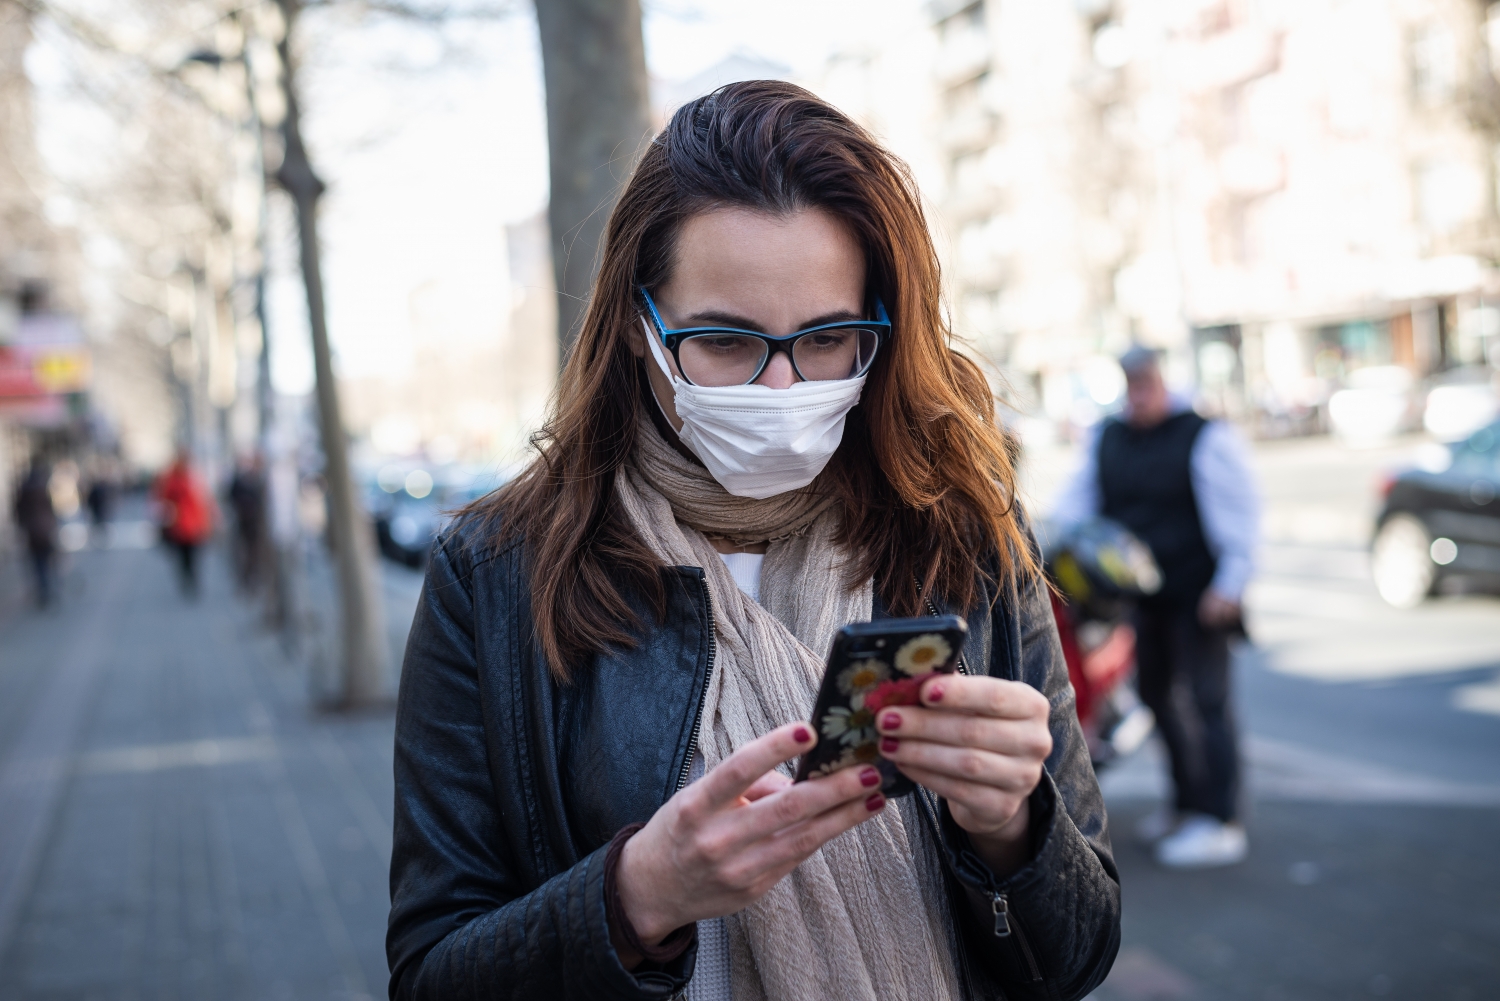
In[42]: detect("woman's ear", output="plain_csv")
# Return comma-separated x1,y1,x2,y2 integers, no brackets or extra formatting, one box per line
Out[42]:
627,316,647,359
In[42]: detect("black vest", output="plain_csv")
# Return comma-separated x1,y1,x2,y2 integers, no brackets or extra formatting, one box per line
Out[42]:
1098,411,1216,605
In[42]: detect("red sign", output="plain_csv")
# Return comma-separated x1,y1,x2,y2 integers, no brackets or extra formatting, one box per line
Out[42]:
0,345,91,396
0,313,90,398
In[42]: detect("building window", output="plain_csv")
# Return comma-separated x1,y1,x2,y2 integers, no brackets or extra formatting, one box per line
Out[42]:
1092,22,1132,69
1417,160,1483,234
1410,22,1456,106
1487,3,1500,79
943,71,990,118
939,1,985,41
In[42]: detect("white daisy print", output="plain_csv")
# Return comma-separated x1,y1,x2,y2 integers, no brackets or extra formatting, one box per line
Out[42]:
837,658,891,696
820,704,878,746
894,633,953,676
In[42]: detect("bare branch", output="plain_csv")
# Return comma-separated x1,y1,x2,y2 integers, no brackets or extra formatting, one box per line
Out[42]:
303,0,517,22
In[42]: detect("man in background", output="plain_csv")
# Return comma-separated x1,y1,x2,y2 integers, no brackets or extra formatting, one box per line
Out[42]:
86,458,117,542
1054,345,1260,868
227,452,268,593
13,459,58,608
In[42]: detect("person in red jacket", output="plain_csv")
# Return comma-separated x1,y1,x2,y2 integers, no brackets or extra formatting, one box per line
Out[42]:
154,448,215,597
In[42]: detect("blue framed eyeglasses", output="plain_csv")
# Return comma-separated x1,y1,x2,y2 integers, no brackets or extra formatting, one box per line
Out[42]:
639,286,891,387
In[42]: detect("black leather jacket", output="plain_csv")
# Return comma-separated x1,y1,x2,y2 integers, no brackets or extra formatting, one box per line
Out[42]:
387,516,1121,1001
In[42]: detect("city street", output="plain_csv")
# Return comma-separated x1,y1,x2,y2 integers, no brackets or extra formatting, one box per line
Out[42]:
0,436,1495,1000
7,0,1500,999
1063,436,1500,1001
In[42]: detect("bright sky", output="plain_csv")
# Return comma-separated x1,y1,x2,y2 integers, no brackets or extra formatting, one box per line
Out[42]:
30,1,934,397
271,0,933,395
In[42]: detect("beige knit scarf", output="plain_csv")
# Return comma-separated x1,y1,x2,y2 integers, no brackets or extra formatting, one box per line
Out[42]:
615,411,960,1001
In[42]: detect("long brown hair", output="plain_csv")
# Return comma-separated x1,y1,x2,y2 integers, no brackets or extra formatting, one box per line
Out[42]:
477,80,1036,681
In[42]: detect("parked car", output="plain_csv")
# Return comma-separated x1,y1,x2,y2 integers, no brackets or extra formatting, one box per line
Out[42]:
1371,422,1500,607
376,491,445,568
1423,367,1500,442
370,463,511,567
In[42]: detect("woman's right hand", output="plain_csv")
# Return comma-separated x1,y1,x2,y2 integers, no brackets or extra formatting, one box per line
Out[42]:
613,722,886,956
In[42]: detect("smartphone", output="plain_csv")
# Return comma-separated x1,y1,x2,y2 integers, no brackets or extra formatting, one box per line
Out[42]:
794,615,968,797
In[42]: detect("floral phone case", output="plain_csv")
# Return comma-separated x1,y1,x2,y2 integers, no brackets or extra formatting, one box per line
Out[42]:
794,615,968,797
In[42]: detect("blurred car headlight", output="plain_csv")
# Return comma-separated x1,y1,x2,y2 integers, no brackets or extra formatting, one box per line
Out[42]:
1328,388,1408,440
1413,442,1454,473
1424,385,1500,441
390,515,423,547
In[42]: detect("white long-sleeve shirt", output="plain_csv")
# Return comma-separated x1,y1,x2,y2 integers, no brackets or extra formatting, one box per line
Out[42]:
1051,402,1261,601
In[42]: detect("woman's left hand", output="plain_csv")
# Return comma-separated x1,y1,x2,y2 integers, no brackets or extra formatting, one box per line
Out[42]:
875,675,1053,877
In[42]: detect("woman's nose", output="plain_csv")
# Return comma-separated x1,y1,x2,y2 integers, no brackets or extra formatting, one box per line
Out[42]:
754,351,799,389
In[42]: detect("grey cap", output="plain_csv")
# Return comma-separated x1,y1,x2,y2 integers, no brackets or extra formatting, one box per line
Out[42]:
1118,344,1162,374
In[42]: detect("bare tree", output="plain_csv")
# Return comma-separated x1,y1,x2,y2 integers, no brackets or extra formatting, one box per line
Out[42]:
23,0,392,705
270,0,390,707
26,0,625,705
272,0,513,705
533,0,649,360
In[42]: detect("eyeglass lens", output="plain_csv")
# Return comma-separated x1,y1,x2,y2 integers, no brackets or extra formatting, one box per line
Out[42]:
678,327,880,387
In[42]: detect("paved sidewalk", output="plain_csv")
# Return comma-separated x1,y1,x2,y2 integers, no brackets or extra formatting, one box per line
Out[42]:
0,538,412,1001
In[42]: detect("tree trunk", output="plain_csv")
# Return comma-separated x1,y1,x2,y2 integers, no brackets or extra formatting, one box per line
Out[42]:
533,0,651,361
275,0,389,707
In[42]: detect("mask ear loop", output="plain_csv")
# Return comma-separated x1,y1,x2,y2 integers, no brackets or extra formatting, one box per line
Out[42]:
640,314,681,386
640,315,687,435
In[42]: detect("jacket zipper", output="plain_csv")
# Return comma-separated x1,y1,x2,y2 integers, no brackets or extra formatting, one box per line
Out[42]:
916,576,969,675
675,572,717,792
992,892,1043,982
918,576,1043,989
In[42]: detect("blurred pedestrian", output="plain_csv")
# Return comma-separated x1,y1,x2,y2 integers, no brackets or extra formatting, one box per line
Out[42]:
227,452,267,592
86,459,116,545
13,459,58,608
1054,345,1260,868
153,448,215,598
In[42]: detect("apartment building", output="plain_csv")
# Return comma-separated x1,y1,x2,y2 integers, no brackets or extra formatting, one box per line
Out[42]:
931,0,1500,433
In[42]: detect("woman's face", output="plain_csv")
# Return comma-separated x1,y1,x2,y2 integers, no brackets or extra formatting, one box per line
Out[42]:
633,206,866,431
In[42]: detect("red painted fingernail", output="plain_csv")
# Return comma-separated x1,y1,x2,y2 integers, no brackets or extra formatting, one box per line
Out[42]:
879,712,900,731
793,725,812,743
859,767,881,787
865,793,886,812
927,685,944,703
880,736,900,754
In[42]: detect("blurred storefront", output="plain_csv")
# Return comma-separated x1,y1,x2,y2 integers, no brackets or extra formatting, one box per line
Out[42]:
0,309,91,425
0,289,96,528
0,303,91,435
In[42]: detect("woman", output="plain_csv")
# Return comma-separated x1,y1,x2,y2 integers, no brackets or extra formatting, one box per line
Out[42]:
388,81,1119,1001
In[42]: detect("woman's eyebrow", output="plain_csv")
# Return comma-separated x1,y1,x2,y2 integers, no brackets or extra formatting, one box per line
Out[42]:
680,308,865,331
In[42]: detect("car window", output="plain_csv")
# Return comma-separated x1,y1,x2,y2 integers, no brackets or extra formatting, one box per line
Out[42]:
1452,425,1500,478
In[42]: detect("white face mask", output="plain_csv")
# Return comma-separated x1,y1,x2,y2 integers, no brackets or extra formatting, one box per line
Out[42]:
643,317,866,499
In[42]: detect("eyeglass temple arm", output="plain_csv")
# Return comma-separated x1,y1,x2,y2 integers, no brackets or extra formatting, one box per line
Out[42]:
638,287,673,343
